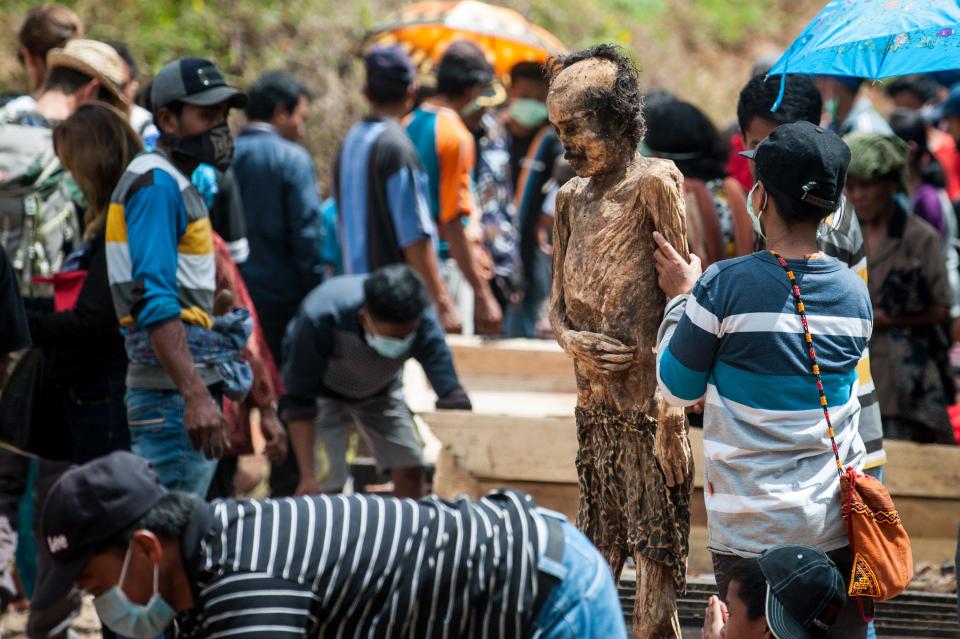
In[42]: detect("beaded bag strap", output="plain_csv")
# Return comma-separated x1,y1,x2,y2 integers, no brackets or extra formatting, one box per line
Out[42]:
769,250,844,480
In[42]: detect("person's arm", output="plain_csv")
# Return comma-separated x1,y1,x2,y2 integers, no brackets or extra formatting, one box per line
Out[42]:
411,309,471,409
441,219,501,333
284,152,326,296
879,228,952,328
383,151,462,333
280,307,334,495
436,119,501,334
124,173,227,457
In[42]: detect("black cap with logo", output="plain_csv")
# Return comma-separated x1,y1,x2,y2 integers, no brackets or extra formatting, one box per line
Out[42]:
33,452,168,610
759,544,847,639
151,57,247,111
740,120,851,212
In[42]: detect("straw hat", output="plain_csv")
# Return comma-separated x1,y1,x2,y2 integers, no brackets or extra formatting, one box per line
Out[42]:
46,39,127,107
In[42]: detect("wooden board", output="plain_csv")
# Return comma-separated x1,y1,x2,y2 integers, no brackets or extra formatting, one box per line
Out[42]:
427,410,960,565
447,336,577,393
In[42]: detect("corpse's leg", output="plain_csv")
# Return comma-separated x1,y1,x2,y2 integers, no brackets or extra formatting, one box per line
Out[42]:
635,555,682,639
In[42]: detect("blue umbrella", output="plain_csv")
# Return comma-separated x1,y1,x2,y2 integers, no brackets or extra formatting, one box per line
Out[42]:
768,0,960,109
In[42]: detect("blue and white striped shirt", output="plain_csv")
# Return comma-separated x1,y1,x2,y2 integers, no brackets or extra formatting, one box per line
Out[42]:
656,251,871,557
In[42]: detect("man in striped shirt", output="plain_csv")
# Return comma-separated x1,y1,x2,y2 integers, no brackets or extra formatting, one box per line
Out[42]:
737,73,886,477
37,452,626,638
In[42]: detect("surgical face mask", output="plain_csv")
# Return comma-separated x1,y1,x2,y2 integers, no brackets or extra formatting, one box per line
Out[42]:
162,121,234,172
747,182,767,240
364,318,415,359
509,98,548,129
94,545,176,638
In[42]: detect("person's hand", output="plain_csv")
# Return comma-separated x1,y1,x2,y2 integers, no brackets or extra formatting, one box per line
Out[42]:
436,386,472,411
184,392,228,459
295,477,321,497
655,406,691,488
471,240,496,281
259,409,288,465
653,231,702,299
438,299,463,334
562,330,635,373
474,288,503,335
701,595,728,639
687,399,705,416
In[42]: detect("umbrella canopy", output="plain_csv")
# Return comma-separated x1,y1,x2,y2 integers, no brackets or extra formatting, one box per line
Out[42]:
769,0,960,81
364,1,567,79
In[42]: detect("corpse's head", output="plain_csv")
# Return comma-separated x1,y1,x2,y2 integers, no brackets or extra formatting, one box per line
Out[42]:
546,44,644,178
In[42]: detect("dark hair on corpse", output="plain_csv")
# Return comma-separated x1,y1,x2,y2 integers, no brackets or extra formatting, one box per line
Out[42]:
364,264,432,324
547,43,646,147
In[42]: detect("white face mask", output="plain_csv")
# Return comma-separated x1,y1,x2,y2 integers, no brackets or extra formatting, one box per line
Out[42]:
747,182,768,240
93,544,176,638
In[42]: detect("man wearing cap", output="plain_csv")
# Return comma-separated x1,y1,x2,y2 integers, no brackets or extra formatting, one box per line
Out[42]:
406,40,504,335
655,121,871,637
37,450,626,638
105,58,247,498
702,545,848,639
335,45,460,333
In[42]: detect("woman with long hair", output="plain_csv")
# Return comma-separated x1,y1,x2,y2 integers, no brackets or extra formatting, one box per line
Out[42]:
26,101,143,462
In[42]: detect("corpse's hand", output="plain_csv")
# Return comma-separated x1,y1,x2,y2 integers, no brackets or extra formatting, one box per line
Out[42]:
655,404,691,488
436,386,472,411
561,330,635,373
653,231,702,299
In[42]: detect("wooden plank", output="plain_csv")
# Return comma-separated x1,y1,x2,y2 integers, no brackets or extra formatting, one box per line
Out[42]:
446,336,577,393
427,411,960,564
424,411,960,499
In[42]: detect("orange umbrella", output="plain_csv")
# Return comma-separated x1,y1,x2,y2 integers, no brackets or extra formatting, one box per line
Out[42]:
364,1,568,80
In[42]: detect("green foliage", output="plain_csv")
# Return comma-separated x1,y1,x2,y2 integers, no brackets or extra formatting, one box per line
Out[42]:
1,0,820,192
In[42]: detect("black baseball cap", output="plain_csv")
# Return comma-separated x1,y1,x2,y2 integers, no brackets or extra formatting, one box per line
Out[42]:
151,57,247,111
740,121,851,212
33,452,168,609
365,45,417,95
759,544,847,639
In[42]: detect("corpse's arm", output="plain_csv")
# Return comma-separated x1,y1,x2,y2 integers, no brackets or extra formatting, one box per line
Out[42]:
548,185,635,372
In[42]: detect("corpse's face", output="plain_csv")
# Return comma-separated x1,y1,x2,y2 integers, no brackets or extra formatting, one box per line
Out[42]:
546,58,624,178
723,580,774,639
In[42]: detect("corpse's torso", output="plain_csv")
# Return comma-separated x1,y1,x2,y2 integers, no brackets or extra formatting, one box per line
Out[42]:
560,158,680,412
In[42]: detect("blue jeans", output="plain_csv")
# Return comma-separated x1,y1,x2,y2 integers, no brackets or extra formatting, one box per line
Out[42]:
530,520,627,638
125,388,218,497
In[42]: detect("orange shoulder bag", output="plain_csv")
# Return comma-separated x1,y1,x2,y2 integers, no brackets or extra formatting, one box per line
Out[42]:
770,250,913,621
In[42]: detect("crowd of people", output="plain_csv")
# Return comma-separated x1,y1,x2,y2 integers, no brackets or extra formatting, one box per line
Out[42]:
0,3,958,639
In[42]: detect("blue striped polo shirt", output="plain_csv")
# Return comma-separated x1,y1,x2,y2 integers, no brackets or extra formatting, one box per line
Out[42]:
656,251,871,557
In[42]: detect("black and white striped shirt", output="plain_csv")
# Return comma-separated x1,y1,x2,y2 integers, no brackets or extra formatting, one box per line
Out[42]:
176,490,549,638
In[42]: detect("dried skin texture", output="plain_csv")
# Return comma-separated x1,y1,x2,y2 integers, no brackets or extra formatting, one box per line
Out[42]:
550,155,689,412
548,59,692,637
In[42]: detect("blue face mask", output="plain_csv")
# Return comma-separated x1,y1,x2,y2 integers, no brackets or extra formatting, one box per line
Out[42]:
363,315,415,359
94,545,176,638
